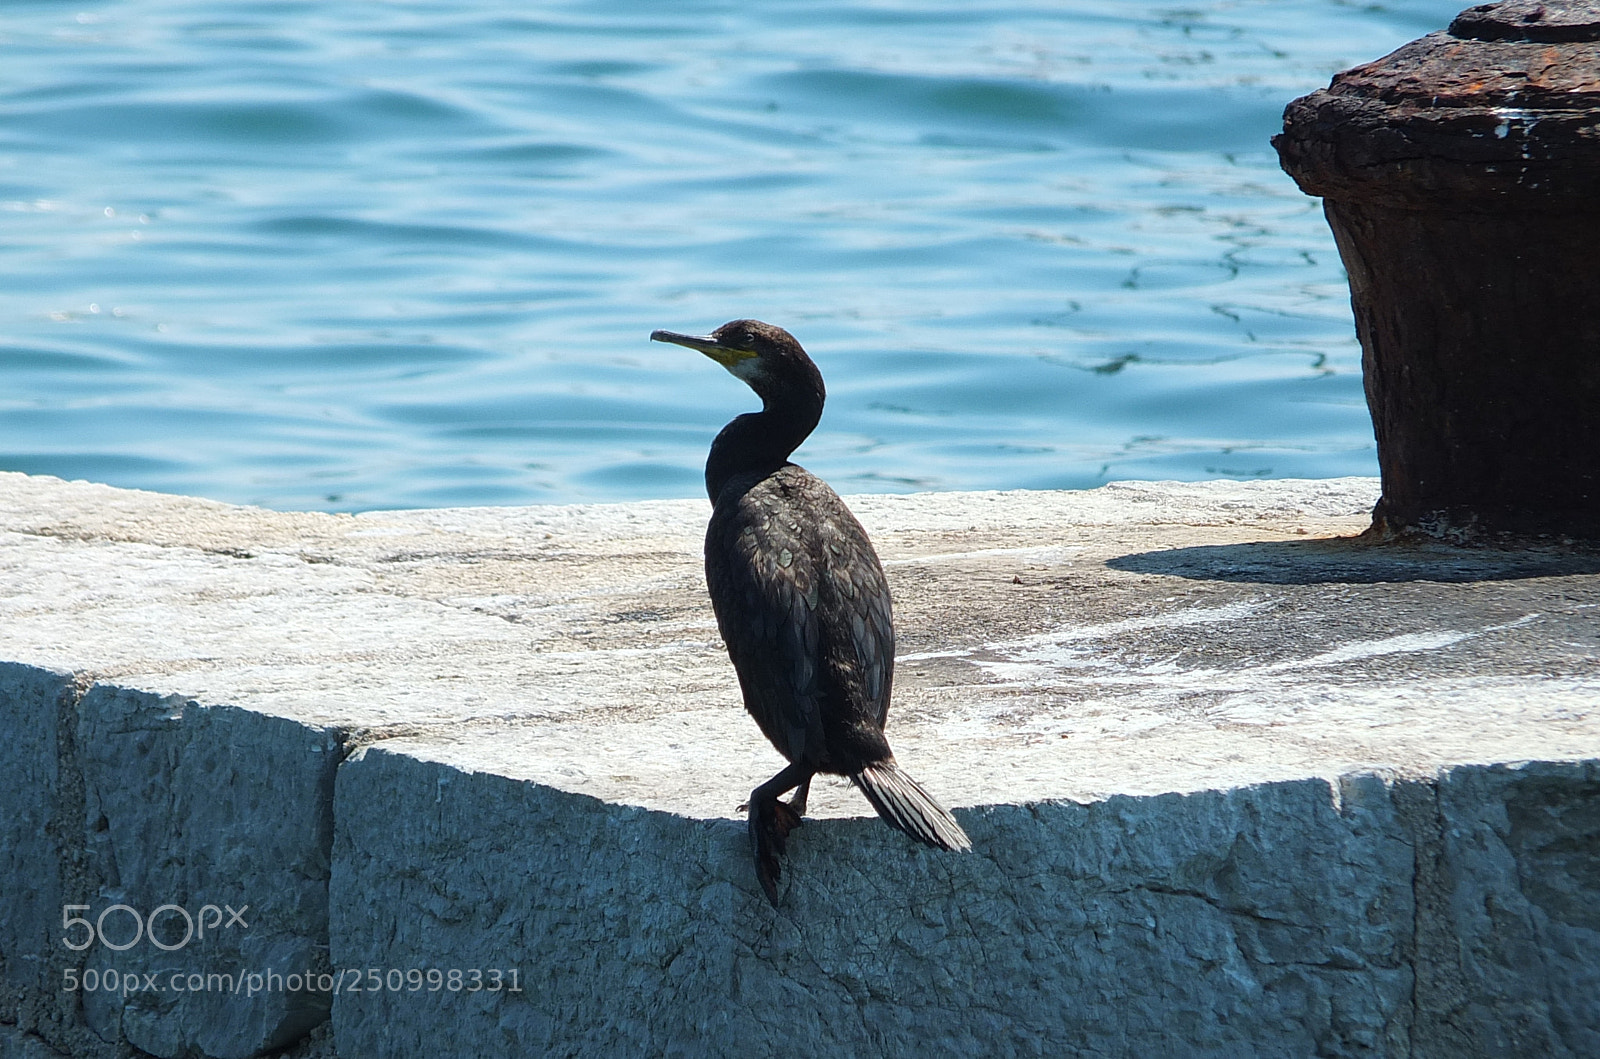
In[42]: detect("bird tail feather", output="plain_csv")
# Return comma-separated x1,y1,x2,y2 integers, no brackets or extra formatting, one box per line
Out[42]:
851,760,971,852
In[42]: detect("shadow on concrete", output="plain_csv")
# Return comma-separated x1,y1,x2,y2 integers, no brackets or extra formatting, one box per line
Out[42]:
1106,537,1600,585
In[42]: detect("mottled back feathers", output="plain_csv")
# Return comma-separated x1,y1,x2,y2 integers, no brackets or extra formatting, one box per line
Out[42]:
705,463,895,773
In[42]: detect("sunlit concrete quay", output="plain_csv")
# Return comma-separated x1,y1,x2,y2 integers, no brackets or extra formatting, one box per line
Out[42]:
2,471,1596,1057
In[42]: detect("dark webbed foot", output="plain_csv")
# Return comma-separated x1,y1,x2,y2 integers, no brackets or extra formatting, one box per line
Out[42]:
748,797,804,906
745,763,814,906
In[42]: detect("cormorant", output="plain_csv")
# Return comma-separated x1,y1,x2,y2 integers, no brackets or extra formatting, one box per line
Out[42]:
651,319,971,905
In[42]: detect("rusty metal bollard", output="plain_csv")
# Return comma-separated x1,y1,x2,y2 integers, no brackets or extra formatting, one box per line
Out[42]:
1274,0,1600,540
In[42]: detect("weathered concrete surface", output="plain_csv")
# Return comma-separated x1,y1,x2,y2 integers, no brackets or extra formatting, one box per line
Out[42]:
0,1023,70,1059
0,664,77,1053
0,669,339,1059
1,470,1597,1057
331,749,1419,1056
1410,760,1600,1056
73,688,338,1059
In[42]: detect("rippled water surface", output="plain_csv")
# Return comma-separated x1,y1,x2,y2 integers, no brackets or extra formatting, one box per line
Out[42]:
2,0,1462,511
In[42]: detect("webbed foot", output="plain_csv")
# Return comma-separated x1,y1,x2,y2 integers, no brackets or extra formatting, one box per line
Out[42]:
744,763,816,906
748,797,804,906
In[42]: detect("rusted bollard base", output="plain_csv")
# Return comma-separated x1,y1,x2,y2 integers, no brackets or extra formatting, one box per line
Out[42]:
1276,0,1600,541
1326,200,1600,541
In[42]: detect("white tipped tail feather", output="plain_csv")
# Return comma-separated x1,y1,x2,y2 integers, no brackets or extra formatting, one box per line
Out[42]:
851,760,972,852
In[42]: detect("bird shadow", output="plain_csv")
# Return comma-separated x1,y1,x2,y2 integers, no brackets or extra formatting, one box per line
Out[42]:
1106,535,1600,585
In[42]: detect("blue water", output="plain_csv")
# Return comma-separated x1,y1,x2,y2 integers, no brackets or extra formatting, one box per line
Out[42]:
1,0,1462,511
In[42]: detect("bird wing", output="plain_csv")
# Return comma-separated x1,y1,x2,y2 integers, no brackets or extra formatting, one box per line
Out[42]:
706,465,897,769
810,500,895,732
705,473,828,765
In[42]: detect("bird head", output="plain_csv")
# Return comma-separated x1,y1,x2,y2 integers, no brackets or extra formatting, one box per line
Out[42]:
651,319,824,407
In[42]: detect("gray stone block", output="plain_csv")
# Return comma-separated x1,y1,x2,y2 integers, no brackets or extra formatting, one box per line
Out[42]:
331,746,1417,1058
0,1025,68,1059
1411,761,1600,1059
73,686,341,1059
0,664,75,1037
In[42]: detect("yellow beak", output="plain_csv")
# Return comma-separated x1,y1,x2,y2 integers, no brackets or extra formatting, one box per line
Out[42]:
650,329,759,369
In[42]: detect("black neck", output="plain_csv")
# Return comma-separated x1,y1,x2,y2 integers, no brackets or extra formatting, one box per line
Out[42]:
705,391,823,503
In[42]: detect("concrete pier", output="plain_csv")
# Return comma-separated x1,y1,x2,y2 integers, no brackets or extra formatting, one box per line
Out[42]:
1,471,1597,1057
